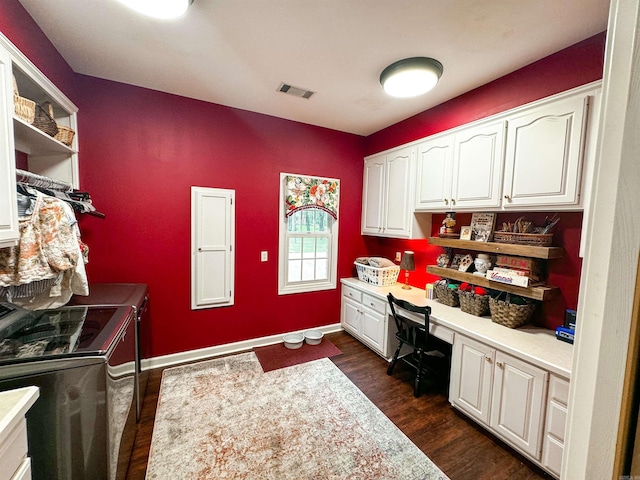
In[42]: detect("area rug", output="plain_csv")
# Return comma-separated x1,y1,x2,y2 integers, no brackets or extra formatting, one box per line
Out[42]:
145,352,449,480
253,338,342,372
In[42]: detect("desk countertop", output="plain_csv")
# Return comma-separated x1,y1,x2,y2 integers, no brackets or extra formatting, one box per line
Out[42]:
341,278,573,379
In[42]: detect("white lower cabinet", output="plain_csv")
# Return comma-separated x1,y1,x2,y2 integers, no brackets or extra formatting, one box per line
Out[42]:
341,284,387,355
450,334,551,468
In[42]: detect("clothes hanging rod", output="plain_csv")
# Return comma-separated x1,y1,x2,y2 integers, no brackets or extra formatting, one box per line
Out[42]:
15,169,73,192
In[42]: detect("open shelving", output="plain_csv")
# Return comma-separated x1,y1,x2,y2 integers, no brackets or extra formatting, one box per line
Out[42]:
427,236,563,301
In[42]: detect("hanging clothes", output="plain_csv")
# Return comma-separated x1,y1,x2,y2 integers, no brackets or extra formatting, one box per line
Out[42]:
0,192,88,309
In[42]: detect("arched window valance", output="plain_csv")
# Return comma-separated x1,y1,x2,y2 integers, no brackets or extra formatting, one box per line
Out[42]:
284,175,340,219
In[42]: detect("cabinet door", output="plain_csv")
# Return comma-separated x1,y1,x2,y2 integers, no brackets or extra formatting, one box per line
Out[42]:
361,306,385,354
191,187,235,309
361,155,385,235
341,297,361,336
0,46,18,248
383,146,414,237
452,121,505,209
503,94,588,208
490,351,548,459
450,335,495,425
415,135,454,211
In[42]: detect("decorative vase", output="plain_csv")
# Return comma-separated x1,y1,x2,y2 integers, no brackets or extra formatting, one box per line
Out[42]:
474,254,491,276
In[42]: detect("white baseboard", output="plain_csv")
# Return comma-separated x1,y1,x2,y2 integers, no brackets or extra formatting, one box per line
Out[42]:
141,323,343,371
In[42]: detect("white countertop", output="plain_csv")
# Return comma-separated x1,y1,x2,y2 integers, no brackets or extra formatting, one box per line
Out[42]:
0,386,39,445
341,278,573,379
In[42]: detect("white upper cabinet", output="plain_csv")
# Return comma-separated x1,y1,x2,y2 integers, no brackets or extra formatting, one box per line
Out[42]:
451,120,505,210
415,120,505,212
362,145,430,239
502,93,589,208
414,135,454,211
362,155,386,235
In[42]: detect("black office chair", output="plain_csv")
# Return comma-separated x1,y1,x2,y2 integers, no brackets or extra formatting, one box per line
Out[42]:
387,293,451,397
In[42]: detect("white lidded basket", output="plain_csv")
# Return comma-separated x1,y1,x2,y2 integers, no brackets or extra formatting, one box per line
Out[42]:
354,262,400,286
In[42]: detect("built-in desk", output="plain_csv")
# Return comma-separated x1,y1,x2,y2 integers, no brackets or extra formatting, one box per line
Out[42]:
340,277,572,378
340,277,572,478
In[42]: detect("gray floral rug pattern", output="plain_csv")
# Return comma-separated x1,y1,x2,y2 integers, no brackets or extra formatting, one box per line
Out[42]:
146,352,449,479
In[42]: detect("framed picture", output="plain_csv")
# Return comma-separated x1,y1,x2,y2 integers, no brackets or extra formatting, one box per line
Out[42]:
460,226,472,240
470,213,496,242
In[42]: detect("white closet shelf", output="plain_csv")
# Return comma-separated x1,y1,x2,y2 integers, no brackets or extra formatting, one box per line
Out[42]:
13,116,76,156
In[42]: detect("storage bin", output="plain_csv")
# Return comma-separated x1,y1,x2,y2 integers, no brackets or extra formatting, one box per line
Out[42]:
459,290,490,316
434,283,460,307
489,296,535,328
354,262,400,286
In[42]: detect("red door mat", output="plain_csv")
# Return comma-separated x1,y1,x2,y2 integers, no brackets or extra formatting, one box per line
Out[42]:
253,339,342,373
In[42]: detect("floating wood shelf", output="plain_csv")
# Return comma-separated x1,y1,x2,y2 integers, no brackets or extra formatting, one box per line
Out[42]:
428,237,564,260
427,266,559,301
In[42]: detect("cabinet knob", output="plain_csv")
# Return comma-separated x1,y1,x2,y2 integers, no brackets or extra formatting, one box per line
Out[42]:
504,195,511,201
485,357,492,363
496,361,504,368
444,199,449,205
451,198,456,206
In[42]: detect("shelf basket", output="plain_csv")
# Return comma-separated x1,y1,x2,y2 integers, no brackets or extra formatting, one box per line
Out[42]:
434,283,460,307
489,297,536,328
354,262,400,287
459,290,490,316
493,232,553,246
32,102,58,137
54,125,75,146
12,75,35,124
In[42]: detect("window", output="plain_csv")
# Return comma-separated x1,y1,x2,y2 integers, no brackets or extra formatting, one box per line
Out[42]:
278,173,339,295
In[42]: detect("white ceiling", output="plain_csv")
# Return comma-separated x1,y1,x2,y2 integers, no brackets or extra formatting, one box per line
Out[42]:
18,0,610,136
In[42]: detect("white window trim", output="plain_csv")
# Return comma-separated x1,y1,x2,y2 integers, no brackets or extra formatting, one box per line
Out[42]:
278,172,339,295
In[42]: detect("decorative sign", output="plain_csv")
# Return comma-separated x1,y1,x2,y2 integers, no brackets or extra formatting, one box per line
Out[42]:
487,267,530,287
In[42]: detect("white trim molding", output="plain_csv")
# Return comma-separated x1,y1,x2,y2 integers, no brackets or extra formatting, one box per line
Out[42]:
142,323,343,371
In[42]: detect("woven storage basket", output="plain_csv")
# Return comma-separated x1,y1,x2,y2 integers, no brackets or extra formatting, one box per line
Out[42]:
32,102,58,137
489,297,535,328
354,262,400,287
12,75,35,124
434,283,460,307
459,290,490,316
493,232,553,246
55,125,75,146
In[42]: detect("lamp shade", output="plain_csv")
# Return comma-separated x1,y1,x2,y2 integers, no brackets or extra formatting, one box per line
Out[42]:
380,57,443,98
400,251,415,271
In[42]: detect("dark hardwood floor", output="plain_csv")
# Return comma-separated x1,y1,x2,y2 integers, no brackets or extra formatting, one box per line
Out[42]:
126,331,553,480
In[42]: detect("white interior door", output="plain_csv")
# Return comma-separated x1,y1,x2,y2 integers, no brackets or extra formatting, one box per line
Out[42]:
191,187,235,309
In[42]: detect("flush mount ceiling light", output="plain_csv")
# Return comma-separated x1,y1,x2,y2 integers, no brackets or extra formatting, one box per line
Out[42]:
116,0,194,19
380,57,443,98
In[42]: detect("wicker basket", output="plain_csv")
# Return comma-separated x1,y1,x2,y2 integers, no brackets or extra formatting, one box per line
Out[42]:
459,290,490,316
493,232,553,246
489,297,536,328
55,125,75,146
434,283,460,307
354,262,400,287
12,75,35,124
32,102,58,137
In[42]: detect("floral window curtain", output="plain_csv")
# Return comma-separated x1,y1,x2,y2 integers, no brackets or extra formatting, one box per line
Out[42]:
285,175,340,219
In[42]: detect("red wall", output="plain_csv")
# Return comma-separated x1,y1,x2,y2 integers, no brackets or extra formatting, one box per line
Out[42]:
364,33,606,329
72,77,367,357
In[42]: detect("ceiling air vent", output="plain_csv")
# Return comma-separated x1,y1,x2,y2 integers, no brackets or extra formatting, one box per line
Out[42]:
278,83,315,99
